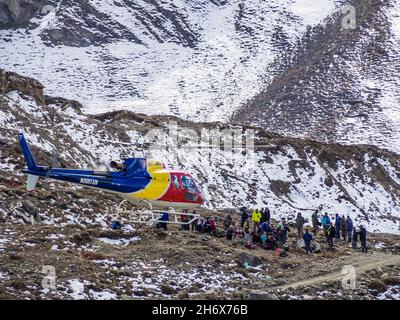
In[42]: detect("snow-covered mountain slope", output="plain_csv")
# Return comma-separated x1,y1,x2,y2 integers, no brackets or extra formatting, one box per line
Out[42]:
1,71,400,233
1,0,399,154
234,0,400,153
0,0,339,120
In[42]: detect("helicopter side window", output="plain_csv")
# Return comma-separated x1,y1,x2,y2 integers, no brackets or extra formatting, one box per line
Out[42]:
110,161,125,172
181,176,198,192
172,175,180,189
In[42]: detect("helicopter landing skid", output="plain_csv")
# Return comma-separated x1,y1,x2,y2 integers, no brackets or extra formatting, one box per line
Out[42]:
114,200,200,226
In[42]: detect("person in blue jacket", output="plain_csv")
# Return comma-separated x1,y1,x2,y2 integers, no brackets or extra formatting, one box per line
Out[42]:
157,211,169,230
321,213,331,235
346,216,353,243
334,214,342,240
303,229,313,254
259,221,273,234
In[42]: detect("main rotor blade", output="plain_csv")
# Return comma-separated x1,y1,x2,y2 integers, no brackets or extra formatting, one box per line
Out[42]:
98,139,276,149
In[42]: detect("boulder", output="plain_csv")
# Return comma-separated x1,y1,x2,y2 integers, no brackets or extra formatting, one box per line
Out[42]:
177,291,189,300
72,231,92,244
21,200,38,217
160,284,176,295
237,252,262,267
313,243,322,254
381,276,400,286
203,289,218,299
367,280,387,292
247,290,277,300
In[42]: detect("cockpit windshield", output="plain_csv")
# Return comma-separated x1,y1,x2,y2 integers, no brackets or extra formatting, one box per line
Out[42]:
181,175,198,192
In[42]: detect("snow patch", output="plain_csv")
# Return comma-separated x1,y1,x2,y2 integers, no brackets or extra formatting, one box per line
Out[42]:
97,237,141,246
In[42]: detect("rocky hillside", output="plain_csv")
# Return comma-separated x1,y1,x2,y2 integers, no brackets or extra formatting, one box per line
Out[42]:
1,69,400,233
233,0,400,152
1,217,400,300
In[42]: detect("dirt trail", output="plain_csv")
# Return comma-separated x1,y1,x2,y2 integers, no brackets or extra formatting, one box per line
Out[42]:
272,253,400,291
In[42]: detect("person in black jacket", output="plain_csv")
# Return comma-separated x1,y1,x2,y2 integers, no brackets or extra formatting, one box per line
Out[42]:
226,224,235,241
352,227,358,249
277,218,290,247
223,214,233,230
326,223,335,249
240,207,248,229
340,215,347,241
359,225,368,253
259,208,265,223
261,207,271,223
311,210,319,235
295,212,305,239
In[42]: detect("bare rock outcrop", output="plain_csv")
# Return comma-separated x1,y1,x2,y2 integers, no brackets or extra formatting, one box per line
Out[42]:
0,68,45,105
0,0,49,28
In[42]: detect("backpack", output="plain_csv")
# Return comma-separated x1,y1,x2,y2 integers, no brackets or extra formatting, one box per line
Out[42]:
245,243,255,250
297,239,305,248
111,221,122,230
260,234,267,243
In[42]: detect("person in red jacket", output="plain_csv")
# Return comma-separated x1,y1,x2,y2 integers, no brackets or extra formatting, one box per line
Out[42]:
209,217,217,231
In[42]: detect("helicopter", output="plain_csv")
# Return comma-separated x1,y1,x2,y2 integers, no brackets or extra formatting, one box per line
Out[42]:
18,133,204,211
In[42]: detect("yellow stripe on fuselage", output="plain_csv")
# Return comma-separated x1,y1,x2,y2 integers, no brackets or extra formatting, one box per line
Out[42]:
130,169,170,201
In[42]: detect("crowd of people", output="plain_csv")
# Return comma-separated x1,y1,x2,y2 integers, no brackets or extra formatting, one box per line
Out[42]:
239,208,293,252
312,211,369,253
237,208,369,254
155,207,369,255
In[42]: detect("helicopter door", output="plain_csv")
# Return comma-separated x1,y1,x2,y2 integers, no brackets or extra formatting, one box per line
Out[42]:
171,174,184,202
